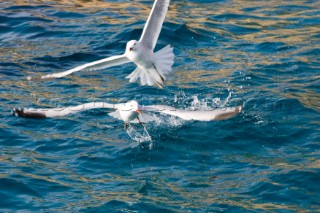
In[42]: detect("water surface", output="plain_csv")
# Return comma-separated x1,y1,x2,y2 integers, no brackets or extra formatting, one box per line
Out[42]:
0,0,319,212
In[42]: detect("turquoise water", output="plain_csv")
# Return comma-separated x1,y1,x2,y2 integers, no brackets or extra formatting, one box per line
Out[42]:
1,0,320,212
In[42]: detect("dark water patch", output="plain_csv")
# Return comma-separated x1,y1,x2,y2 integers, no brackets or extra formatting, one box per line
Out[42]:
0,62,23,77
15,24,46,38
118,25,144,41
51,11,87,19
198,60,222,70
84,200,177,213
28,30,76,39
191,28,224,46
36,137,94,155
0,15,11,24
275,4,315,14
300,17,320,26
296,48,320,57
76,155,115,171
12,174,70,194
236,72,275,87
2,15,53,27
244,170,320,210
212,13,265,22
96,23,113,29
24,60,63,70
92,38,127,52
0,178,41,211
0,25,12,33
254,61,314,82
34,139,71,154
164,24,213,46
0,177,41,197
186,182,210,188
187,0,229,3
245,181,298,204
57,52,101,63
208,22,260,36
251,42,295,53
242,6,265,13
273,170,320,195
4,5,52,11
32,52,100,68
0,62,21,68
208,203,255,212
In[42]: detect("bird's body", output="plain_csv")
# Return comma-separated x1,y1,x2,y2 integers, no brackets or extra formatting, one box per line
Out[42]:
27,0,173,88
124,40,165,87
120,110,139,123
117,100,140,123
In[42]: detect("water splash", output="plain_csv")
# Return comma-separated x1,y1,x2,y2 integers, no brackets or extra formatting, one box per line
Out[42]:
173,90,235,111
126,124,153,149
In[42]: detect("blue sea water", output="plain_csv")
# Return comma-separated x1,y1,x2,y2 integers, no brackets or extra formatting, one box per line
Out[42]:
0,0,319,212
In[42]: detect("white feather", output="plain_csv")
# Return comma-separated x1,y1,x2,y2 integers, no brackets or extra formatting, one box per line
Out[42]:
142,105,242,121
139,0,171,50
108,110,121,120
154,45,174,76
27,55,129,80
16,102,118,118
126,45,174,87
138,113,157,123
14,100,242,122
27,0,173,88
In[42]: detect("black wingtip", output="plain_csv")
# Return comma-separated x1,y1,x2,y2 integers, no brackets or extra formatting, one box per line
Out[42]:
26,76,45,81
12,108,21,117
156,81,164,89
26,75,55,81
12,108,47,119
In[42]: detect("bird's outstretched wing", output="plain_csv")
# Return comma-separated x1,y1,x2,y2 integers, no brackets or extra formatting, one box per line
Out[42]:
139,0,170,50
12,102,120,118
141,105,242,121
27,54,130,80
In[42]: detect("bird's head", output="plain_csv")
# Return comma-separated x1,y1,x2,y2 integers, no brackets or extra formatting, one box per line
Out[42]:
126,40,138,52
125,100,141,114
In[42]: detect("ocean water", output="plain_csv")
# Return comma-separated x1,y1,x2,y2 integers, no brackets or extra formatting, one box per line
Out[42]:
0,0,319,212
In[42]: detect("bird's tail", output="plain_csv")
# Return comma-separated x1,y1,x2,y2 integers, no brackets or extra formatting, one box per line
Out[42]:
126,45,174,88
154,45,174,77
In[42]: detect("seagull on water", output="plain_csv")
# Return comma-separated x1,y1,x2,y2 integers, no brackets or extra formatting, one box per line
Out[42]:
27,0,174,88
12,100,242,129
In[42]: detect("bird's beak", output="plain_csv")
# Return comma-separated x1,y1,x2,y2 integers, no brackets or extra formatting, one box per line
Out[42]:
136,109,141,114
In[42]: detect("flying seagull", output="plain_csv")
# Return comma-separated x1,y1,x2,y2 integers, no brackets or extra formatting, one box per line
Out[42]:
12,100,242,128
27,0,174,88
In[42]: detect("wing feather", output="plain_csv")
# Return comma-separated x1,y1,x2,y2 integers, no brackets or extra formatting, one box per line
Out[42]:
141,105,242,121
139,0,170,50
27,54,130,80
13,102,120,118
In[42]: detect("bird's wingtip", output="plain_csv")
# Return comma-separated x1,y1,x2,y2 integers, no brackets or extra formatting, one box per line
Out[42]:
156,81,164,89
11,107,47,119
12,108,23,117
237,105,243,113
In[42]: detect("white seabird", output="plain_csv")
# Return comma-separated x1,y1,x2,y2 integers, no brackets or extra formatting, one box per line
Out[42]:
27,0,174,88
12,100,242,128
